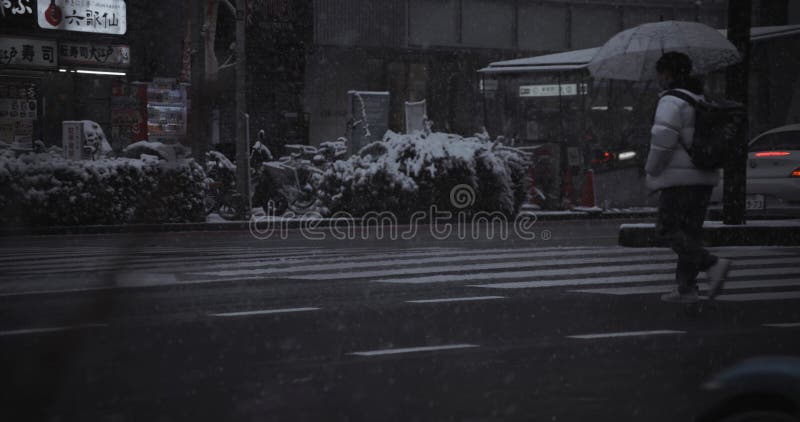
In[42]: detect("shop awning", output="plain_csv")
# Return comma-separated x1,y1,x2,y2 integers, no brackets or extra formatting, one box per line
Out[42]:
479,48,598,74
479,24,800,76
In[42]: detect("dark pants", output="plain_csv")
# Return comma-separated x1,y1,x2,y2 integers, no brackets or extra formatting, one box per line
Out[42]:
656,186,718,293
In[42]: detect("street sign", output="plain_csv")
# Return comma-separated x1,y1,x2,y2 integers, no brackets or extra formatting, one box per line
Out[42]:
59,42,130,67
37,0,127,35
0,36,57,69
519,83,588,98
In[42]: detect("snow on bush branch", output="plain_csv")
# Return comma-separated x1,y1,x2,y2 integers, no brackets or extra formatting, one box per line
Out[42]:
0,149,206,227
315,131,529,218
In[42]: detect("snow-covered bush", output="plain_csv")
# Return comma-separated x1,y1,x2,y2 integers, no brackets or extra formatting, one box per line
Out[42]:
0,151,205,227
123,141,191,161
315,131,529,218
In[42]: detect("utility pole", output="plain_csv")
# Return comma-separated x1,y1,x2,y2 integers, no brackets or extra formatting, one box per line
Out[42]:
235,0,251,217
190,0,208,161
723,0,751,225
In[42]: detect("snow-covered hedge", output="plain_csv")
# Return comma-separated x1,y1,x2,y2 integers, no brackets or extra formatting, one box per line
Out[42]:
0,151,206,227
316,131,529,218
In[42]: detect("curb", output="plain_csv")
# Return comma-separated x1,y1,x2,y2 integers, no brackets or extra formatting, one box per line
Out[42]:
619,222,800,247
0,211,660,237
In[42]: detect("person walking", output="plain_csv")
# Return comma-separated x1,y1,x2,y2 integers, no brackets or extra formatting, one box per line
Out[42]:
645,52,731,303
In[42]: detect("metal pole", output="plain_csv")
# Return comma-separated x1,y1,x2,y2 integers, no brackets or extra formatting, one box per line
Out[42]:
557,72,566,208
235,0,250,218
189,0,207,161
723,0,751,225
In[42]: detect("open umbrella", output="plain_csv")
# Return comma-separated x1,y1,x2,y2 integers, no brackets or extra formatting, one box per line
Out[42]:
588,21,741,81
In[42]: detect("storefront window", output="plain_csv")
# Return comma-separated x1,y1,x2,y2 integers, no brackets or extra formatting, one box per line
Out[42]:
0,76,40,148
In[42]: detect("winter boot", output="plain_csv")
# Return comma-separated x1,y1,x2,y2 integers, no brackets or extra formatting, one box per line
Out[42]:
707,258,732,299
661,287,700,304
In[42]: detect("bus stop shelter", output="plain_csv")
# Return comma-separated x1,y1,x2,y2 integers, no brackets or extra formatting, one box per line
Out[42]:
478,24,800,209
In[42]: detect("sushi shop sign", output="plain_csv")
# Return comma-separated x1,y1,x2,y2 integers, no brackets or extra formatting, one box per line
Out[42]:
0,36,57,69
59,42,130,67
37,0,127,35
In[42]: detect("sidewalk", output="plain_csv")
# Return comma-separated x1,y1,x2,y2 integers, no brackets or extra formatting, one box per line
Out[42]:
619,220,800,247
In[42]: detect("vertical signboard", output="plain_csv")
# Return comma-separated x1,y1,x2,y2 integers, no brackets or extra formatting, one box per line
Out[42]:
62,120,83,160
37,0,127,35
348,90,390,154
110,81,147,149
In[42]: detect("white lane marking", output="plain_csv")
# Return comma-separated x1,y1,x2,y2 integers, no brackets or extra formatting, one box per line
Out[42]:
209,307,320,317
473,267,800,290
0,323,108,337
763,322,800,328
194,247,659,277
374,258,800,285
406,296,505,304
349,344,479,356
716,291,800,302
568,330,685,340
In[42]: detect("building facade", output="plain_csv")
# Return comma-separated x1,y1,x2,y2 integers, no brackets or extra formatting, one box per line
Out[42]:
0,0,189,150
302,0,731,146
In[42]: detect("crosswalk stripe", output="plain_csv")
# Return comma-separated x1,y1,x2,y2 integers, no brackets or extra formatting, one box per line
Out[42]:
0,323,108,337
372,257,800,285
473,266,800,290
0,246,636,276
569,277,800,296
0,247,406,275
568,330,685,340
406,296,505,304
0,244,500,273
349,344,479,356
1,251,358,275
1,246,792,275
297,254,676,281
195,248,677,278
209,307,320,317
716,291,800,302
763,322,800,328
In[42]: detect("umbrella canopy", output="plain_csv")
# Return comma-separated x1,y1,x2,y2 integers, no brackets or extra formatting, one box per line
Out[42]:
588,21,741,81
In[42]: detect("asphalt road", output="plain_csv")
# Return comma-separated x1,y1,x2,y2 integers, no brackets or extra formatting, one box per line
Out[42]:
2,219,800,421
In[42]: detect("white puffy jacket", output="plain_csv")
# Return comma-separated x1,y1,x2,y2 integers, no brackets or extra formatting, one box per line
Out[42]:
645,89,720,191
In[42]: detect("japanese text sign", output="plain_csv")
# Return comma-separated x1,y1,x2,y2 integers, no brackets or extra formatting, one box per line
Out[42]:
38,0,126,35
0,36,57,69
59,42,130,67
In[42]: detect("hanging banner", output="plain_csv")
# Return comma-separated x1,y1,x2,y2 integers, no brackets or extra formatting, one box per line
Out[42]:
0,36,57,69
59,42,130,67
1,0,37,28
37,0,127,35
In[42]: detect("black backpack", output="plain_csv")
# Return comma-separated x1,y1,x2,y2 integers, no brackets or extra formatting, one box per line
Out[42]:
661,90,745,170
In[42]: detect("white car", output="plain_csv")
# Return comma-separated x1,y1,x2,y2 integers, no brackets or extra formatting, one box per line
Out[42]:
710,124,800,217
